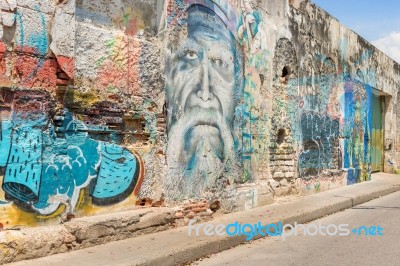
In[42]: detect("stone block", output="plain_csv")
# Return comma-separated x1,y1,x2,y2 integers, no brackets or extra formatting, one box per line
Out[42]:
50,3,75,58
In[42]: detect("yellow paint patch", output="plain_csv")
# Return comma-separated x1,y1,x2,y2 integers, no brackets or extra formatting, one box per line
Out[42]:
0,205,38,228
37,205,66,220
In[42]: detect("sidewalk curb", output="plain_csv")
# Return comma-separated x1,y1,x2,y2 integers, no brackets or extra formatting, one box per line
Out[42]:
0,208,177,265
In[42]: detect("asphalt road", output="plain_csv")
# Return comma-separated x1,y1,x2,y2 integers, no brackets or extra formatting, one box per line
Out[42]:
193,191,400,266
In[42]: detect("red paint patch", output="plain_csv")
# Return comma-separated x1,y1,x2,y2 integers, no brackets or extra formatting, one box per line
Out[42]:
13,54,57,90
0,42,6,53
14,46,39,55
0,42,10,86
96,37,141,95
56,55,74,79
125,17,138,36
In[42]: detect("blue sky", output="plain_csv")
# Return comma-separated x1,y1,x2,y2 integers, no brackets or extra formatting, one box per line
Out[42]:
311,0,400,63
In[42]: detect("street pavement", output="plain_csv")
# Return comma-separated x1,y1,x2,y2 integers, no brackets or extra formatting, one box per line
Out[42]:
194,191,400,266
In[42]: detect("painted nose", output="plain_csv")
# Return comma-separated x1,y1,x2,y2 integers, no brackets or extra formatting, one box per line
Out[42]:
197,60,214,102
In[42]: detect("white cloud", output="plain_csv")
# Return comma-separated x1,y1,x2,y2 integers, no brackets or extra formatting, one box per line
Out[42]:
372,32,400,64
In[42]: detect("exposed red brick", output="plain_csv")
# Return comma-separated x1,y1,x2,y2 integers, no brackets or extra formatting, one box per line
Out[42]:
174,211,184,219
183,203,208,211
191,207,208,213
13,90,53,114
187,211,195,219
135,198,153,207
152,199,165,207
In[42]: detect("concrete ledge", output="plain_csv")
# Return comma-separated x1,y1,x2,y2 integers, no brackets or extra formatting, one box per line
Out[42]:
4,173,400,266
0,208,176,265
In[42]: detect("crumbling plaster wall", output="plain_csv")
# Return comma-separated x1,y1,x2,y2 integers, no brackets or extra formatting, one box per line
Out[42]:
285,0,400,184
0,0,399,229
0,0,79,229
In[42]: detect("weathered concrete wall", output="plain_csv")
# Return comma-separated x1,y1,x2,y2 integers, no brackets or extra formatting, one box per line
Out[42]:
0,0,399,229
0,0,77,228
285,0,400,189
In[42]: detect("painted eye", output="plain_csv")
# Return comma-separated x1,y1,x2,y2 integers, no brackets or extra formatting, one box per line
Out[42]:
185,51,198,60
212,58,227,68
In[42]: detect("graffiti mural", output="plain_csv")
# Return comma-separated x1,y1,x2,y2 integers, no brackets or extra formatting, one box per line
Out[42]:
298,113,341,178
344,81,372,184
0,0,398,229
164,1,244,200
0,0,148,227
0,89,143,216
297,57,343,185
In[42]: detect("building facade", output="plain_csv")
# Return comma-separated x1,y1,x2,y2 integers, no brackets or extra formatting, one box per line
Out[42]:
0,0,399,228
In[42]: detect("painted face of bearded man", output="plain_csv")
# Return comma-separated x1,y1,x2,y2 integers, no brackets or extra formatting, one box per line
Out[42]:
164,4,243,199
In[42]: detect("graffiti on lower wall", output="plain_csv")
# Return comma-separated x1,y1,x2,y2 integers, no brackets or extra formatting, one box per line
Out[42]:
0,89,143,220
273,37,375,191
298,112,341,179
296,57,344,188
344,81,372,184
0,1,146,227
